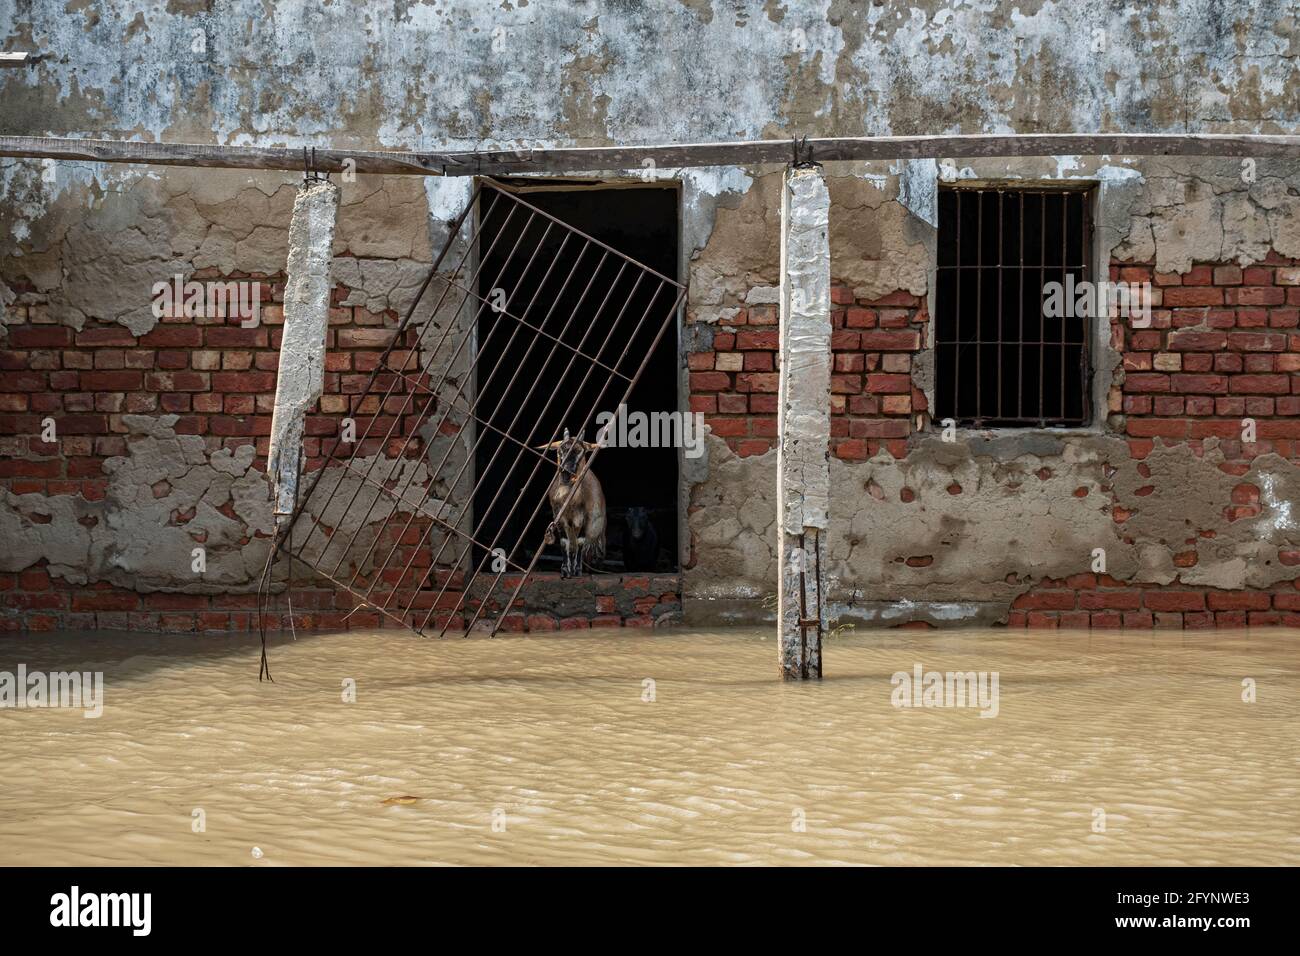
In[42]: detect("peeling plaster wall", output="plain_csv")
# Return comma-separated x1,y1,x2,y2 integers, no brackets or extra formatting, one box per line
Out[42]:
685,153,1300,625
4,0,1298,147
2,0,1300,624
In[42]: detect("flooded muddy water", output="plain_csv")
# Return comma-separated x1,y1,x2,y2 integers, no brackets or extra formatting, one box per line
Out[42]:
1,627,1297,866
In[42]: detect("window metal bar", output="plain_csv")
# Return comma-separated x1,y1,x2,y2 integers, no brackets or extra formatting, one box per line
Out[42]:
936,184,1093,428
276,182,685,636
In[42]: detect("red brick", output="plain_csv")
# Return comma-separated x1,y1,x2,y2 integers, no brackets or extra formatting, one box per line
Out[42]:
1227,331,1287,351
9,326,73,348
1144,591,1205,612
336,328,397,348
704,416,747,437
1079,590,1142,610
1162,287,1223,307
859,330,921,351
140,326,203,347
0,459,58,478
1012,591,1076,610
76,327,139,347
1168,330,1226,351
1205,591,1270,611
865,373,911,394
848,419,910,439
735,330,778,350
211,371,275,392
687,352,715,370
1124,373,1170,393
834,439,868,460
1226,287,1285,306
79,370,143,391
71,591,140,612
1126,418,1188,438
1170,374,1228,394
1230,374,1290,394
689,371,730,392
736,372,779,393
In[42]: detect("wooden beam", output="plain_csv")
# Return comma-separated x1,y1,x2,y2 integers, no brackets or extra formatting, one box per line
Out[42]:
0,52,32,68
1,133,1298,177
0,136,462,176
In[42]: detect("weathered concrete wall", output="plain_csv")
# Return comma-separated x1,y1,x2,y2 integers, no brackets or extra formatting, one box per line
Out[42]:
3,0,1300,630
3,0,1298,146
684,154,1300,627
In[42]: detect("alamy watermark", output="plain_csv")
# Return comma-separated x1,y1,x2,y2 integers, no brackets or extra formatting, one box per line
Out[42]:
890,663,999,718
151,274,262,327
50,886,150,936
0,664,104,718
594,403,705,459
1042,275,1153,327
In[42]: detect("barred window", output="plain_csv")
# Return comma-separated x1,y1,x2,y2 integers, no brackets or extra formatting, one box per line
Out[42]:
935,185,1094,427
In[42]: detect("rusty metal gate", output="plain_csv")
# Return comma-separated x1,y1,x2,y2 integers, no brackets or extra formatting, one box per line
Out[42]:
274,180,686,637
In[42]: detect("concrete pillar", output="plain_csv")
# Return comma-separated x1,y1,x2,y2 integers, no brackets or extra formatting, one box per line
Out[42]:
267,179,341,521
777,165,831,680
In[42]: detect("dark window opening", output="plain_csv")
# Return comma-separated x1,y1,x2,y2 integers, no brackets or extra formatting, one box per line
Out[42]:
473,184,680,575
935,186,1094,427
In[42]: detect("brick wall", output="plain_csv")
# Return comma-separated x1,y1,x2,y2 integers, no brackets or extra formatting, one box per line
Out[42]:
1115,256,1300,462
9,254,1300,634
687,285,928,460
1008,575,1300,628
1008,253,1300,628
683,262,1300,631
1,270,680,634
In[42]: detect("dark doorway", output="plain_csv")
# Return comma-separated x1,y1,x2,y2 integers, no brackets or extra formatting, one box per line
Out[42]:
473,183,680,574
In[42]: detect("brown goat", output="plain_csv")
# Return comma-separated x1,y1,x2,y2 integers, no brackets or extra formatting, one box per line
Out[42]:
537,429,606,577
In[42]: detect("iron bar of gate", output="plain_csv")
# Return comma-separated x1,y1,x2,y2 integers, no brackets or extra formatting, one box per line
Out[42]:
279,184,493,559
321,204,540,582
355,221,583,613
410,256,635,630
476,279,685,637
379,250,631,623
335,174,686,614
440,267,656,636
441,266,656,631
328,209,552,589
277,181,686,636
421,261,647,633
379,247,619,622
389,256,633,622
272,182,484,560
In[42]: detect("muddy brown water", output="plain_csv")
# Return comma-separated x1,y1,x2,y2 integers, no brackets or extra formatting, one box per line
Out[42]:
1,627,1296,866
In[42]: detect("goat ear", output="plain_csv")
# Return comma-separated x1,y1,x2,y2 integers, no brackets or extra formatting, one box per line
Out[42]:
534,440,563,451
582,441,601,451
